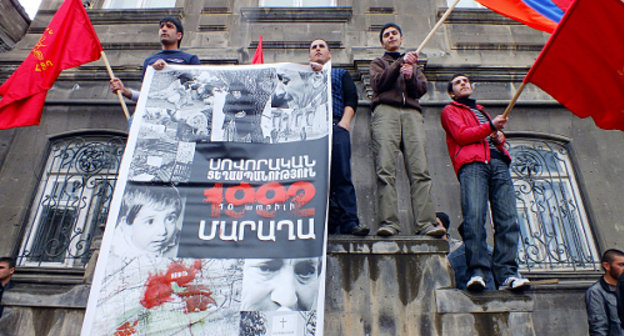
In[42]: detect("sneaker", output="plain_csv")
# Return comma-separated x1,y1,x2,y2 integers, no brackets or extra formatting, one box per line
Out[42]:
500,277,531,292
417,225,446,238
466,276,486,292
341,225,370,236
376,226,398,236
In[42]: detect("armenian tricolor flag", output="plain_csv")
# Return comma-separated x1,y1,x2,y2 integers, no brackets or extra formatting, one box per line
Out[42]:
476,0,573,32
523,0,624,131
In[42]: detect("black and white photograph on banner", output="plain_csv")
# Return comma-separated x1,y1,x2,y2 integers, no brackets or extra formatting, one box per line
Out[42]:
241,257,322,311
111,182,184,261
81,62,331,336
269,69,328,143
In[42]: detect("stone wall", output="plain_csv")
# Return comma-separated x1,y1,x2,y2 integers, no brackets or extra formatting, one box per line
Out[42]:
0,0,619,335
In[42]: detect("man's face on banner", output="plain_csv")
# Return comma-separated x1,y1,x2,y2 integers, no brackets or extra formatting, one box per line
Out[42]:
241,257,321,311
127,203,180,254
272,72,306,108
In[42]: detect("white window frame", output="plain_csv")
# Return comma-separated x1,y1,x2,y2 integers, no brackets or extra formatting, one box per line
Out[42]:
102,0,177,9
259,0,336,7
447,0,484,8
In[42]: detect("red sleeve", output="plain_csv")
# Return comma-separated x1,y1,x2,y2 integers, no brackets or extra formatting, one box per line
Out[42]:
441,104,493,146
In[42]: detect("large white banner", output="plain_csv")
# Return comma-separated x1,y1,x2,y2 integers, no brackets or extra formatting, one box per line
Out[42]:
81,63,331,336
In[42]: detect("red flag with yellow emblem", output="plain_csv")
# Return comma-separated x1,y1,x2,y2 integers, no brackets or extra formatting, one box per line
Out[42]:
0,0,102,129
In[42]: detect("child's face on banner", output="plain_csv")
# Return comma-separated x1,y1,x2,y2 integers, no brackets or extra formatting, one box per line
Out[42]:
241,257,321,311
129,203,179,254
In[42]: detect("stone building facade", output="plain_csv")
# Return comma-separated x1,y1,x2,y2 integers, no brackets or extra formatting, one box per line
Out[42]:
0,0,623,335
0,0,29,52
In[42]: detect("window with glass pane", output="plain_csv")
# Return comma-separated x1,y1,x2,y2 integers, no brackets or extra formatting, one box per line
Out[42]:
508,138,600,272
260,0,335,7
447,0,483,8
17,135,125,268
103,0,176,9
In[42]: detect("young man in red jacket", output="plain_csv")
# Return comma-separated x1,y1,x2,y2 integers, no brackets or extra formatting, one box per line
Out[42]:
441,74,529,292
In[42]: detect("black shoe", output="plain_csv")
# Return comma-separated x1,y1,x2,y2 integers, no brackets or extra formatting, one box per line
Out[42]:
341,225,370,236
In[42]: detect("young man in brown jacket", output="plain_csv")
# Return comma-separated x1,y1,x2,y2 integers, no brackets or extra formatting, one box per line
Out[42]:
369,23,444,238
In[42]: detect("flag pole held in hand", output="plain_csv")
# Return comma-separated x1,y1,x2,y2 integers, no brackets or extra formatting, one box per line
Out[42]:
415,0,461,55
100,51,130,120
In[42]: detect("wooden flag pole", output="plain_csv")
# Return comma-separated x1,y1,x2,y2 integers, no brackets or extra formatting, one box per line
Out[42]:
502,81,528,119
415,0,461,55
100,51,130,120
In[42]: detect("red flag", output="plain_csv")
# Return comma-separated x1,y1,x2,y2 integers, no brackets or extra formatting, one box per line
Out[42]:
523,0,624,131
0,0,102,129
251,35,264,65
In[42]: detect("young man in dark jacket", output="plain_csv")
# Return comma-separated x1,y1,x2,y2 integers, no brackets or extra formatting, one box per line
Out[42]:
309,39,369,236
586,249,624,336
441,74,529,292
0,257,15,318
369,23,445,238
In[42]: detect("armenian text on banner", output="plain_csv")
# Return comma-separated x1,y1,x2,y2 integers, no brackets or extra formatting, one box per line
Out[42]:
81,62,332,336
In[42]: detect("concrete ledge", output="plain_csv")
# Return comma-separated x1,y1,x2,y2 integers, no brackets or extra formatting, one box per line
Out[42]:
436,289,533,314
3,284,90,309
328,236,449,255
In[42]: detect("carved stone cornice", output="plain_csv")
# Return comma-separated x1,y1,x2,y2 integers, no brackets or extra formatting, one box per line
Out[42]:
33,7,184,27
440,8,520,25
240,7,352,23
248,40,342,50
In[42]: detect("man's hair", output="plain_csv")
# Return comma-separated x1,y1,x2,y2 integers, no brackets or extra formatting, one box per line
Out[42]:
379,22,402,43
601,249,624,264
436,212,450,231
119,184,182,225
159,16,184,48
310,38,330,51
447,73,469,94
0,257,16,269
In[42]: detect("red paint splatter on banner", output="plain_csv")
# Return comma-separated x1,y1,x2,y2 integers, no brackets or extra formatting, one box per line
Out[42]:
140,260,215,313
141,273,174,309
176,284,217,313
114,320,138,336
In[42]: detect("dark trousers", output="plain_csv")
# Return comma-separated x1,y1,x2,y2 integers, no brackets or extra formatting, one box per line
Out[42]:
328,124,359,233
458,159,520,286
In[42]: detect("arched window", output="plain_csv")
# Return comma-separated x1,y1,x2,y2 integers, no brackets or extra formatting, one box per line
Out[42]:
17,133,126,268
508,136,600,271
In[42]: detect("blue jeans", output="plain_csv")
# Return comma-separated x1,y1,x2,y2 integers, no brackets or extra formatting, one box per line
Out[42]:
458,159,520,286
328,124,359,233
